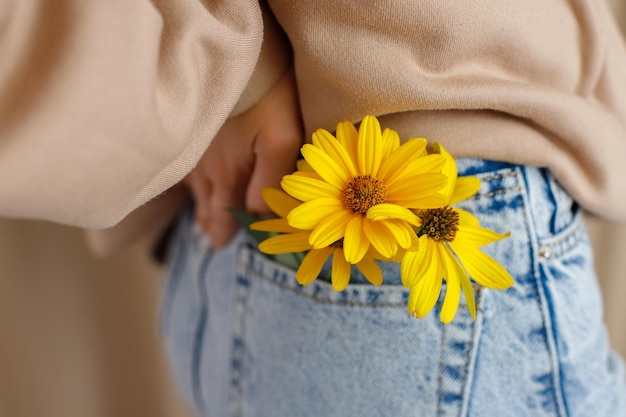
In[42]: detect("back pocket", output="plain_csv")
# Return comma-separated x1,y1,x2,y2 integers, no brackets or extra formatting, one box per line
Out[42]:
229,243,485,417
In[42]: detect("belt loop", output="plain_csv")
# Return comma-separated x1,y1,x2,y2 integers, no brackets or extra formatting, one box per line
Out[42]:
522,166,555,240
523,166,576,240
546,173,576,234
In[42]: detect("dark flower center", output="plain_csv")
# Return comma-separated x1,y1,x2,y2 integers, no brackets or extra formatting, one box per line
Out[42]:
343,175,387,215
418,206,460,242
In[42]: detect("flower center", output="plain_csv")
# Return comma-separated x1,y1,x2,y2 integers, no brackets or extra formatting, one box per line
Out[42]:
418,206,460,242
343,175,387,215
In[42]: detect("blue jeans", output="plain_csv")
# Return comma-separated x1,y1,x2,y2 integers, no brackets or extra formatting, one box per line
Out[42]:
160,160,626,417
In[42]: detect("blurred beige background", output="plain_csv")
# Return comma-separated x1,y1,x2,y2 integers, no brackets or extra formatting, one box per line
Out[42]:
0,220,192,417
1,3,625,416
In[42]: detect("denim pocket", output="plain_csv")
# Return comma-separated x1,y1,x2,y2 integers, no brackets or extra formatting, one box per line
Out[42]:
228,243,485,417
538,211,626,416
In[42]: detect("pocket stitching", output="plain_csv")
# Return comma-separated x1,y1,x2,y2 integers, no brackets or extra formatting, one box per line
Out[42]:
537,212,585,262
236,244,486,321
237,249,410,307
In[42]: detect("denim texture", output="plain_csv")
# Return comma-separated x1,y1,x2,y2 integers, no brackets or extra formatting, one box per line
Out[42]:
160,160,626,417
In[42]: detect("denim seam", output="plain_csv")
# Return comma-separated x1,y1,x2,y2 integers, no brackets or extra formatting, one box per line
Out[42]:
473,186,524,200
230,256,254,417
436,324,447,417
456,325,475,417
459,288,485,417
467,168,524,200
522,167,569,417
239,260,410,307
457,288,482,417
436,290,480,417
236,245,491,309
191,250,213,417
476,170,519,182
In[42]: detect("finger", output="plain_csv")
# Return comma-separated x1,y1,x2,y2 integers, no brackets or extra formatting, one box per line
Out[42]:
189,117,255,245
246,129,303,214
184,170,213,233
205,181,247,248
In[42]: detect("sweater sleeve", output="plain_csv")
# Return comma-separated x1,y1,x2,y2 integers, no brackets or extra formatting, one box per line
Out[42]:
83,1,294,256
0,0,265,228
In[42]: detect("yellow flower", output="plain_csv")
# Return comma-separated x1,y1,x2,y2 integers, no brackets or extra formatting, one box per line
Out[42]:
281,115,448,265
251,188,383,291
249,119,515,323
399,144,514,323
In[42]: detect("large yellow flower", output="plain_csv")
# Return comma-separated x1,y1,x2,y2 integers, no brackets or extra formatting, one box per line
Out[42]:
251,188,383,291
281,115,449,265
396,144,514,323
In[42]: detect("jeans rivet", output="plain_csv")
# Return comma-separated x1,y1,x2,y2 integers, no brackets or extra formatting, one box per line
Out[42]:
538,245,552,259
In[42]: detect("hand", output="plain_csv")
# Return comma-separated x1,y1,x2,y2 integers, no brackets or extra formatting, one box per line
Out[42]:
183,69,303,248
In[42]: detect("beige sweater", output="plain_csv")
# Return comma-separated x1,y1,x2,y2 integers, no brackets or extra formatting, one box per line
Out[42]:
1,0,626,252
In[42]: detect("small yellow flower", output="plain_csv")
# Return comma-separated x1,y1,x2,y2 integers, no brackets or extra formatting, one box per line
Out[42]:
281,115,448,265
398,144,514,323
251,189,383,291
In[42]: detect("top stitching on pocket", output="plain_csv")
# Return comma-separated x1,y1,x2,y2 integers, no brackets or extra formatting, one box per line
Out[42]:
237,252,409,307
236,244,482,310
537,211,585,261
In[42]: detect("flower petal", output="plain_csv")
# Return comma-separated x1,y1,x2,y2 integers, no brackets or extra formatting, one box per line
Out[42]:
400,236,430,288
331,248,352,291
380,219,415,249
262,188,301,217
386,154,447,189
456,225,510,248
309,210,353,248
357,115,383,176
451,176,481,204
429,143,457,201
296,246,333,285
296,159,315,172
407,229,420,251
281,173,341,202
287,198,344,230
395,194,449,210
343,215,370,264
456,208,480,227
356,255,383,286
367,203,421,226
378,137,428,182
301,143,349,190
363,218,398,259
313,128,358,178
451,241,515,289
459,271,477,321
250,218,299,233
440,245,463,324
258,232,312,254
386,173,448,203
422,239,443,284
381,128,400,158
335,120,359,161
407,245,443,319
